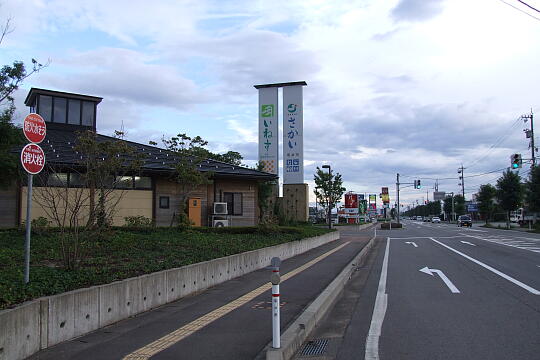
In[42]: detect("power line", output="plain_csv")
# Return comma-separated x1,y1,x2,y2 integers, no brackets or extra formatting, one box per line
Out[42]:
464,116,522,169
516,0,540,13
497,0,540,21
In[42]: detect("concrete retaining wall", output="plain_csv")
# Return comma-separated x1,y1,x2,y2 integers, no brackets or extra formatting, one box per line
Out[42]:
0,231,339,360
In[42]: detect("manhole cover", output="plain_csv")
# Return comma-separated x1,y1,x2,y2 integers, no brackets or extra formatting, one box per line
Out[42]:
300,338,329,356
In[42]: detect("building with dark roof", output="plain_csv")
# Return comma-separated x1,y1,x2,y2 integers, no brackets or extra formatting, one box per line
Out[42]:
0,88,276,228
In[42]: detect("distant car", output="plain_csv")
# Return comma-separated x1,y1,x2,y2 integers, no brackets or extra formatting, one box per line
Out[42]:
424,217,430,222
416,216,423,221
431,217,441,223
458,215,472,227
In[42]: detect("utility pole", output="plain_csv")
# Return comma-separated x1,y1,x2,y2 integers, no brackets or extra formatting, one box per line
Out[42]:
396,173,400,224
522,111,535,166
458,165,465,200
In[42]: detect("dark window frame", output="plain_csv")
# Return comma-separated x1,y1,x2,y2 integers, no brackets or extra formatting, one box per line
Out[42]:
159,196,170,209
68,98,81,125
223,192,243,216
53,96,68,124
134,176,152,190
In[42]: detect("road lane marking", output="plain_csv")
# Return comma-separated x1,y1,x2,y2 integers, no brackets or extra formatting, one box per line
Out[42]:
419,267,460,293
462,233,540,254
460,241,476,246
123,241,351,360
405,242,418,248
430,238,540,295
365,238,390,360
389,236,461,240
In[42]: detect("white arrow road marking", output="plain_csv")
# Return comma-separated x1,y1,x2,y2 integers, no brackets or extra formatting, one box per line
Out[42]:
460,241,476,246
405,241,418,248
430,238,540,295
419,267,460,293
365,238,390,360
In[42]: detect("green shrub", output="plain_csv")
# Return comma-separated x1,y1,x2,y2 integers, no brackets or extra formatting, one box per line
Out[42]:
124,215,153,228
31,217,50,235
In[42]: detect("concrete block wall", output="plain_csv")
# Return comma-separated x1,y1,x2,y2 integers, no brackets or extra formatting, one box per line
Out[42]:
0,231,339,360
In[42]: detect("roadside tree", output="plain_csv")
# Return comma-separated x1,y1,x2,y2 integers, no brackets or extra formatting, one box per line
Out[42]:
496,170,523,229
256,162,277,224
313,167,346,226
33,130,144,269
525,165,540,213
0,17,47,188
453,195,465,216
161,133,213,227
477,184,497,224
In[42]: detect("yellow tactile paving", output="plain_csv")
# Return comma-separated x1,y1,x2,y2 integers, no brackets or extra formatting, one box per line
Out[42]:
122,241,350,360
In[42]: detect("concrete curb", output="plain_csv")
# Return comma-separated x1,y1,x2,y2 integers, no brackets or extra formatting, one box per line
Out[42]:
266,228,377,360
0,231,339,360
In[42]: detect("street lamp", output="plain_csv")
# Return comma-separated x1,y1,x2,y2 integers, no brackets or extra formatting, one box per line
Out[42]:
322,165,332,229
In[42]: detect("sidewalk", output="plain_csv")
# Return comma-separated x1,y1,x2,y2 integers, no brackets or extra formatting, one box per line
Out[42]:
477,221,537,232
28,226,375,360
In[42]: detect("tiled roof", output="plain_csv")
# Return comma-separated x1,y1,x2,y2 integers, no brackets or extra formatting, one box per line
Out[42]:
15,128,276,180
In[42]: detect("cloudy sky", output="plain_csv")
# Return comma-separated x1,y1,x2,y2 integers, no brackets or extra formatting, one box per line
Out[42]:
2,0,540,208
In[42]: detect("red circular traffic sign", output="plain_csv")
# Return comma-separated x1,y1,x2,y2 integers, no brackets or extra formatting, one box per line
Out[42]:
20,143,46,174
23,113,46,144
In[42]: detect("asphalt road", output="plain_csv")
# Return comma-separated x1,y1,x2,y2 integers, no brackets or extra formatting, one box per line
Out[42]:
295,220,540,360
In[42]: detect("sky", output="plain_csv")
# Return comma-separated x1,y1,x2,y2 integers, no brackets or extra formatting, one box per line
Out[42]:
2,0,540,209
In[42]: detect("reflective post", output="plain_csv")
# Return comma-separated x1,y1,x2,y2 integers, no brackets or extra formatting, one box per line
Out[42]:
270,257,281,348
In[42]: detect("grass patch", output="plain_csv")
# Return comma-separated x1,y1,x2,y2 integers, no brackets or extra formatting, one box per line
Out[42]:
0,225,333,310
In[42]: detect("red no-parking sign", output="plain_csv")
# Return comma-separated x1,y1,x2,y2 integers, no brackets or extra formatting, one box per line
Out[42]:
23,113,46,144
20,143,46,174
21,113,47,283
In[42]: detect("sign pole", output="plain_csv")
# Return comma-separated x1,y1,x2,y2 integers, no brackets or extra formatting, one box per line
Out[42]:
21,113,47,284
24,173,33,284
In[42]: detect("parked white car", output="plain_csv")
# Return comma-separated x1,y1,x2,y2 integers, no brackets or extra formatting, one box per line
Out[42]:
431,217,441,223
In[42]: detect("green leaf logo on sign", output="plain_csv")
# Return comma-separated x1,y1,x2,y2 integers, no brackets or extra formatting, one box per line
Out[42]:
261,104,274,117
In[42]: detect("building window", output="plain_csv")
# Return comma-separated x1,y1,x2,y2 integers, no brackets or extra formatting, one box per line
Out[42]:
116,176,133,189
223,192,243,216
134,176,152,189
82,101,94,126
68,99,81,125
53,97,67,123
159,196,170,209
69,173,86,187
47,173,68,187
39,95,52,122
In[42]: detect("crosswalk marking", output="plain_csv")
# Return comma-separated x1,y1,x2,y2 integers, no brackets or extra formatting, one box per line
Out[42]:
462,233,540,254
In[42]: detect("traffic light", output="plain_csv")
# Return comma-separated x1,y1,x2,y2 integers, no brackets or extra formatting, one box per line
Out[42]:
511,154,522,169
414,179,422,189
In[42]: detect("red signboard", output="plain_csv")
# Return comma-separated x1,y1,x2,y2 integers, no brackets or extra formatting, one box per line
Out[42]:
21,144,45,174
23,113,46,144
345,193,358,208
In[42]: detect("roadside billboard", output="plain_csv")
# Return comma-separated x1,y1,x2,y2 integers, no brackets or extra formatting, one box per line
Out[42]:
434,191,446,201
345,193,358,208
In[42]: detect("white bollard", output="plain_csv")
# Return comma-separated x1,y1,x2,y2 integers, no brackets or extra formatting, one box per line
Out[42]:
270,257,281,349
272,282,280,348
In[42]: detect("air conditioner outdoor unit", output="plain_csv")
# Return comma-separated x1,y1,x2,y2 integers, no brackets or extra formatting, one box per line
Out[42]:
213,219,229,227
214,202,228,215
